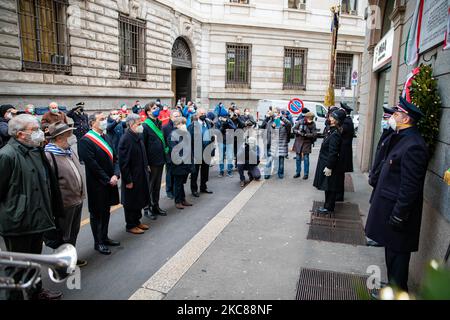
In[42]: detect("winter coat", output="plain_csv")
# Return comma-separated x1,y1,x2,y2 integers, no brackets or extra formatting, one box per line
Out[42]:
41,111,68,130
106,117,126,154
267,118,292,157
67,110,89,141
365,127,429,253
118,129,150,211
143,117,168,166
313,126,345,192
293,119,317,154
340,116,355,172
0,139,58,236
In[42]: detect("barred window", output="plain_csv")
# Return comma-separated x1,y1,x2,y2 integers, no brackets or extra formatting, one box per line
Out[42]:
119,14,146,81
341,0,358,15
17,0,70,73
283,47,307,89
335,53,353,89
288,0,306,9
230,0,249,4
226,44,251,88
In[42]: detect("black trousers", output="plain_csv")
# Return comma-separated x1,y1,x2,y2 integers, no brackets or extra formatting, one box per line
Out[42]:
165,163,174,194
191,162,209,192
174,174,188,204
124,207,142,230
385,247,411,292
90,207,111,246
324,191,337,212
58,203,83,246
149,165,164,207
2,233,44,299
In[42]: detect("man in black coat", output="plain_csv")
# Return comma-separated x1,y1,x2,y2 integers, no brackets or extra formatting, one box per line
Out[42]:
67,102,89,142
365,97,429,292
313,109,346,214
163,110,181,199
142,102,169,219
78,112,121,255
118,114,150,235
188,108,214,197
335,102,355,201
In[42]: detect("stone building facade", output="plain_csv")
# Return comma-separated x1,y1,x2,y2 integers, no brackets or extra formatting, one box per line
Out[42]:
0,0,366,111
357,0,450,288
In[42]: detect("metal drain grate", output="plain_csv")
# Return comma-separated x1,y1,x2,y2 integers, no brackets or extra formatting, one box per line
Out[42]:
311,201,361,221
344,173,355,192
308,201,366,246
296,268,375,300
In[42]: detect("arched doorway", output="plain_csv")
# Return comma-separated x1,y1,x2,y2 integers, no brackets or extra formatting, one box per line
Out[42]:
171,37,192,106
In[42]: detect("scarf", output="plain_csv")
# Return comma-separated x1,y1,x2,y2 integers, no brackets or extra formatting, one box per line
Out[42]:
45,143,72,156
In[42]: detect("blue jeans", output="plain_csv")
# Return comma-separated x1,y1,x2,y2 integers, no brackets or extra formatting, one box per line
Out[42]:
219,143,234,174
296,153,310,176
265,155,285,178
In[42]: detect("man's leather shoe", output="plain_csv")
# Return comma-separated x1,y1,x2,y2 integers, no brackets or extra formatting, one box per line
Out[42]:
302,175,308,180
316,207,332,215
156,207,167,216
33,289,62,300
293,174,300,179
137,223,150,230
104,239,120,246
200,189,213,194
176,203,184,210
182,200,193,206
192,191,200,197
366,239,383,247
127,227,145,234
95,244,111,255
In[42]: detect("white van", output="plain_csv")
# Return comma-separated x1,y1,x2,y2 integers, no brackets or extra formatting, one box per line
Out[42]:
256,99,328,135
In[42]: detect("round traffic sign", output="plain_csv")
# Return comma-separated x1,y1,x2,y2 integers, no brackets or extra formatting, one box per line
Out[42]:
288,98,304,115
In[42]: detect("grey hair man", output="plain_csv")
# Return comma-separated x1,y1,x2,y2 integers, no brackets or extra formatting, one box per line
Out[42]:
0,114,62,300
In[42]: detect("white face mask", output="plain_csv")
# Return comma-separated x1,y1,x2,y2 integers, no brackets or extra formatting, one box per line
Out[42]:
5,112,13,120
67,134,77,146
134,124,144,134
388,116,397,131
99,120,108,132
25,129,45,147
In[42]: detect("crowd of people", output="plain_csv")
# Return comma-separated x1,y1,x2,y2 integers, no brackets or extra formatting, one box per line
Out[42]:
0,93,429,298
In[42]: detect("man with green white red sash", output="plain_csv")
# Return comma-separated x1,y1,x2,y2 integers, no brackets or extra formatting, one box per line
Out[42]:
78,112,121,255
142,102,169,220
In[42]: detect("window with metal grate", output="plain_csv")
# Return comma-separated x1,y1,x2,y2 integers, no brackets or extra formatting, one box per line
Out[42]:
18,0,70,73
119,14,146,81
283,47,307,90
335,53,353,89
226,43,251,88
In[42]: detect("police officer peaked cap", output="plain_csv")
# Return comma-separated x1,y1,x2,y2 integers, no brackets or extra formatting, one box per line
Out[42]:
394,96,424,122
340,102,353,112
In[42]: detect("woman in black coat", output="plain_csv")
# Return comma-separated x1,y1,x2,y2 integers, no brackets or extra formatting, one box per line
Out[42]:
168,117,193,210
118,114,150,234
313,109,347,215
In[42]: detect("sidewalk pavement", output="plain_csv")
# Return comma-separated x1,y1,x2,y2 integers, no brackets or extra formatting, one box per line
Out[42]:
130,145,387,300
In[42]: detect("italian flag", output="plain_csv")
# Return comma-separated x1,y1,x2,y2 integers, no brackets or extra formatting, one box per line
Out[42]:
405,0,425,65
444,6,450,50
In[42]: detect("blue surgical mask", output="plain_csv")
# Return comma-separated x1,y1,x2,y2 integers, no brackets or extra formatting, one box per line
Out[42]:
152,109,160,117
381,119,389,131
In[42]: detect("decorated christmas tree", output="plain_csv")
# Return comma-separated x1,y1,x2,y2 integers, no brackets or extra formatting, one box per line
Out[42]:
408,64,442,156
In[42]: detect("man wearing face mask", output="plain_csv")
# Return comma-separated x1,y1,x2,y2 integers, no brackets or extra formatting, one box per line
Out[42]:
24,104,36,116
0,114,63,300
78,112,121,255
0,104,17,149
41,102,68,131
143,102,169,219
44,122,86,267
118,114,150,235
188,108,214,197
106,109,127,154
163,110,182,199
67,102,90,144
365,96,429,293
158,104,171,126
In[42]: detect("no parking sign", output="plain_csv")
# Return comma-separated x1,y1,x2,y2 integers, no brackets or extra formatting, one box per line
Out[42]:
288,98,304,115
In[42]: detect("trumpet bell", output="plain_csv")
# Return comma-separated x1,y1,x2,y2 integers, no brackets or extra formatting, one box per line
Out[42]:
48,244,78,283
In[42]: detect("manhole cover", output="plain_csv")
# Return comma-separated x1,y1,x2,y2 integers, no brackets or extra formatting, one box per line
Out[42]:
296,268,375,300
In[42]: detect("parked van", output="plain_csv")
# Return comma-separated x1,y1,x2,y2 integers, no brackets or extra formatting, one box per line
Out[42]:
256,99,328,135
